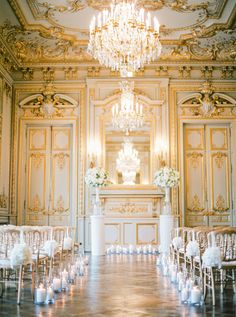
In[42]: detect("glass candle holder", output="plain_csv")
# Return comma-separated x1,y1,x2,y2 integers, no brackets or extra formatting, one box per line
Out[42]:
46,284,54,303
52,276,62,293
34,283,47,304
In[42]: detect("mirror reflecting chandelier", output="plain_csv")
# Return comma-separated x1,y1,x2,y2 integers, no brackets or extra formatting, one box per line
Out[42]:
116,137,140,185
112,81,144,135
88,1,161,75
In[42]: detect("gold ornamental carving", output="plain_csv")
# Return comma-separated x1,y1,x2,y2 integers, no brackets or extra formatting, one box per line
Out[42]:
19,83,78,118
187,152,203,169
31,153,44,169
54,153,69,170
214,152,227,169
56,195,65,212
189,194,204,212
180,82,236,118
110,203,148,214
0,191,8,209
30,194,41,212
215,194,228,212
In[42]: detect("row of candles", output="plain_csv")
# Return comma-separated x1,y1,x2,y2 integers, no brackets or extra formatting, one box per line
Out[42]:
156,254,203,306
34,255,89,305
106,244,158,255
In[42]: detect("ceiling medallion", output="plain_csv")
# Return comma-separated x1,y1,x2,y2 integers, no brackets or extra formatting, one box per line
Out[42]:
116,137,140,185
88,0,161,75
112,81,144,135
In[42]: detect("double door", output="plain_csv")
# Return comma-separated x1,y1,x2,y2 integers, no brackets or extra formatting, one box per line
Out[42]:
184,123,232,227
23,124,73,226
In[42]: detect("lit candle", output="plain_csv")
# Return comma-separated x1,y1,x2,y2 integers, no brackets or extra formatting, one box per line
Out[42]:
79,265,85,276
154,17,160,33
35,284,46,304
143,245,147,254
140,104,143,115
62,269,69,280
156,257,161,266
171,269,177,283
190,286,202,304
52,277,61,292
129,244,134,254
46,286,54,302
61,278,67,290
181,287,189,302
136,247,141,255
140,8,144,23
112,106,115,116
97,13,101,28
148,244,152,254
178,278,184,292
163,266,168,276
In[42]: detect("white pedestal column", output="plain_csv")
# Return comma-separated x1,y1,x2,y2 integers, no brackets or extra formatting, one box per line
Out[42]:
90,215,105,256
159,215,174,254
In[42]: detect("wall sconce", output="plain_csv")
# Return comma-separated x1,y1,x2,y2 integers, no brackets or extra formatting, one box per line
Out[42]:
88,139,101,167
156,140,167,167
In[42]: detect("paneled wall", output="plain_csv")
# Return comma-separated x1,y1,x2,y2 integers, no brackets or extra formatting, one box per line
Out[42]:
0,75,12,224
0,72,235,248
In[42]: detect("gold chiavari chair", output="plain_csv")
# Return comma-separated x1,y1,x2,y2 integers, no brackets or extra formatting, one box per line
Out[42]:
0,228,30,304
203,227,236,306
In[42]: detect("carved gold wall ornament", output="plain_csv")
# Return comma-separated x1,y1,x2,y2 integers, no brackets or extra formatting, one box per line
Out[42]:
31,153,44,169
215,194,228,212
19,83,78,118
0,190,8,208
30,194,41,212
56,195,65,212
214,152,227,169
54,153,69,170
179,83,236,119
189,194,204,212
110,203,147,214
186,152,202,169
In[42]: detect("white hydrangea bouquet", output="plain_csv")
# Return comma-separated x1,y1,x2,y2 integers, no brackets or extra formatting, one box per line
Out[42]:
85,166,110,188
154,167,180,215
154,166,180,188
85,166,110,215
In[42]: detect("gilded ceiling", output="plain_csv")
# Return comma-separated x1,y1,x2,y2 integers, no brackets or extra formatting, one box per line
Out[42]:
0,0,235,69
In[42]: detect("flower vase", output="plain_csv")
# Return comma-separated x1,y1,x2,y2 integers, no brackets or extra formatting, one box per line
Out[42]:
163,187,171,215
93,187,102,215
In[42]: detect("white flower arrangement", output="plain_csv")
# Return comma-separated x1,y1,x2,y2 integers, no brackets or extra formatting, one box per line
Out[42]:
186,241,200,258
154,166,180,188
202,246,222,268
172,237,183,251
10,243,32,267
85,166,110,188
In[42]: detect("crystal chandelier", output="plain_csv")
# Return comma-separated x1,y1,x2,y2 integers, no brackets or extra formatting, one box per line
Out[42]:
116,137,140,185
112,81,144,135
88,1,161,75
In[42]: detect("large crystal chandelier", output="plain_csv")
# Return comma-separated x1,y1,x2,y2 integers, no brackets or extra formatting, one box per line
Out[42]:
88,1,161,75
112,81,144,135
116,137,140,185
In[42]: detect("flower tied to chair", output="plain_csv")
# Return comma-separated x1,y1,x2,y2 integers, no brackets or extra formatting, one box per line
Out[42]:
10,230,32,267
43,240,59,258
172,237,183,250
202,247,222,268
63,228,73,250
186,241,200,258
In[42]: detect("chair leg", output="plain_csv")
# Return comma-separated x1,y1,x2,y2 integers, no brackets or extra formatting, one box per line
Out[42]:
232,270,236,293
211,268,216,306
220,269,224,294
203,268,207,301
17,265,23,305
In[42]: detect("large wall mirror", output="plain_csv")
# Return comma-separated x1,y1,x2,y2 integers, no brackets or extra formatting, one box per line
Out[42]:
105,122,152,185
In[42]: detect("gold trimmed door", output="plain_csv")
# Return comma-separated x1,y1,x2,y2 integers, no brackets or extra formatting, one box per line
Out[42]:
24,125,72,226
184,124,232,227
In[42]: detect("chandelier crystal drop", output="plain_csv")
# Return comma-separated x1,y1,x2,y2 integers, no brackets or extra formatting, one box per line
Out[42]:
112,81,144,135
116,137,140,185
88,1,162,75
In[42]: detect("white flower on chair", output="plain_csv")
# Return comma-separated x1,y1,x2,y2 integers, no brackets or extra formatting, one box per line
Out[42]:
202,247,222,268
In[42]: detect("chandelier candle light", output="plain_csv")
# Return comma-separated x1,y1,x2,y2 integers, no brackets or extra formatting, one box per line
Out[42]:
88,1,161,75
112,81,144,135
